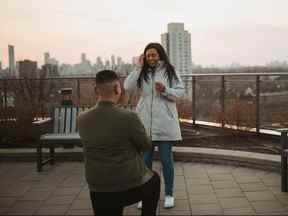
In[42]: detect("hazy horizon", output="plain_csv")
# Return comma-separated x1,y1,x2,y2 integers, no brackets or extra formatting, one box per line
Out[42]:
1,0,288,67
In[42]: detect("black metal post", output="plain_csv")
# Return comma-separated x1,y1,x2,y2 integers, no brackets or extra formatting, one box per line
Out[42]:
37,141,42,172
221,76,225,128
192,76,196,125
281,131,288,192
256,76,260,133
77,79,80,106
49,143,55,165
4,79,7,109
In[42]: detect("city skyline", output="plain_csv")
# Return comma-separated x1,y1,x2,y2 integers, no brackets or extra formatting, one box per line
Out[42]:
1,0,288,67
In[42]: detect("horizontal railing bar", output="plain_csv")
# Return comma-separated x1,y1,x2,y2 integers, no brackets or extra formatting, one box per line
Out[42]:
1,72,288,81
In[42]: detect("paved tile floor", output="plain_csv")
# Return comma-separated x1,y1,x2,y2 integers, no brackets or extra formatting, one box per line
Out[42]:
0,161,288,215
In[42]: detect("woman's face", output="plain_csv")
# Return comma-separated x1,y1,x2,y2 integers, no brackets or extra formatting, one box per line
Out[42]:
145,48,160,68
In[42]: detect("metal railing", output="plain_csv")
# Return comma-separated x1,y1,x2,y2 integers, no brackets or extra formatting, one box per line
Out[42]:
0,72,288,133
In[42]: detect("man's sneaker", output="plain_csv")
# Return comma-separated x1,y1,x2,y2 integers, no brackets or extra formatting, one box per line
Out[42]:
164,195,174,208
137,201,142,209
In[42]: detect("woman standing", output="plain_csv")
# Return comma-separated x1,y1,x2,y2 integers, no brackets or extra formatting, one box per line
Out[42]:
124,42,185,209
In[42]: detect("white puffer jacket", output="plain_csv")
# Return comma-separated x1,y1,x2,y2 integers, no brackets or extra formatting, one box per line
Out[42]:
124,63,185,141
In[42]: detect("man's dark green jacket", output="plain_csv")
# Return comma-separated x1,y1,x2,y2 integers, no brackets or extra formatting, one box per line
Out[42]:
78,101,152,192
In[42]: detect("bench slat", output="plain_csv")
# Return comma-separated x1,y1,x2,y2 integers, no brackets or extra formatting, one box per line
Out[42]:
59,107,66,133
53,108,60,133
65,108,72,133
71,107,78,133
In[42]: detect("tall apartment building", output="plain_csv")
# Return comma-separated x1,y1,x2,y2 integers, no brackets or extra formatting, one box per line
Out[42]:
44,52,50,65
161,23,193,74
8,45,17,77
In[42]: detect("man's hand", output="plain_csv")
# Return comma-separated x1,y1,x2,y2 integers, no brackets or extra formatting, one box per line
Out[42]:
155,82,166,93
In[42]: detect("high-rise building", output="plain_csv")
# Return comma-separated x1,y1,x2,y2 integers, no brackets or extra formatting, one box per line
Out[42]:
19,60,38,78
44,52,50,65
8,45,17,77
96,56,103,68
81,53,86,63
111,55,116,67
117,57,122,66
161,23,193,74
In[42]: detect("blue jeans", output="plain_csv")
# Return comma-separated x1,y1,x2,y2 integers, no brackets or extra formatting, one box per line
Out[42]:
144,141,174,196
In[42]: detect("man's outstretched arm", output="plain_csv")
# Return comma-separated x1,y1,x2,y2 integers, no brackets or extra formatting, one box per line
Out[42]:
129,112,152,152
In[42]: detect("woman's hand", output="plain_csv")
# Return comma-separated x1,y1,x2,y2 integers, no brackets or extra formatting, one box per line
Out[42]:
155,82,166,93
137,54,144,67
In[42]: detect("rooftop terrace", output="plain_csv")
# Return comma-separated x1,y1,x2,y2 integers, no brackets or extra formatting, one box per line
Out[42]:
1,161,288,216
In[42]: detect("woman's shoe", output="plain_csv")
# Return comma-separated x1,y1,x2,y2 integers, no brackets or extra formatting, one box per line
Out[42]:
137,201,142,209
164,195,174,208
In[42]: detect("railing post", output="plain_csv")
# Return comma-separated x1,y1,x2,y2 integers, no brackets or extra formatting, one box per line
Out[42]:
221,76,225,128
76,79,80,106
4,79,7,109
192,76,196,125
280,129,288,192
184,76,188,94
256,76,260,134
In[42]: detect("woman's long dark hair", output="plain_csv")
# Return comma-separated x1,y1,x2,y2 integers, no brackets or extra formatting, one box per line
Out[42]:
137,42,179,88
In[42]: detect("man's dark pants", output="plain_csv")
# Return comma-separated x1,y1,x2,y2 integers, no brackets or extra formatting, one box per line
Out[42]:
89,171,160,216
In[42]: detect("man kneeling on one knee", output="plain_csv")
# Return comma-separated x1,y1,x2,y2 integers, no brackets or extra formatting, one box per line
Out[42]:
77,70,160,216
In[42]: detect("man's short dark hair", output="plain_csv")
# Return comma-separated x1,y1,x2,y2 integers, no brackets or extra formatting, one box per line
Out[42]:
96,70,119,85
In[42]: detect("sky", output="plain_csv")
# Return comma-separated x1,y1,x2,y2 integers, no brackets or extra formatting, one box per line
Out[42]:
1,0,288,67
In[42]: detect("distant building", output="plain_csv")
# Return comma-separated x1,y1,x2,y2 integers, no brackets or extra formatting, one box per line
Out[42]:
81,53,87,63
75,53,92,74
47,58,58,66
161,23,193,74
105,60,110,68
59,88,73,106
117,57,122,66
266,60,288,68
19,60,38,78
96,57,104,69
111,55,116,68
44,52,50,65
131,56,139,66
42,64,59,77
8,45,17,77
44,52,58,66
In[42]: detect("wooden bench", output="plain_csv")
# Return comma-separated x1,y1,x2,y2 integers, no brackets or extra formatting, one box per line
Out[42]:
37,106,89,172
37,104,135,172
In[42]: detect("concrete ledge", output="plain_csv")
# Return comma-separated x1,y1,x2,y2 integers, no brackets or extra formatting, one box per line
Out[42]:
173,147,280,172
0,146,281,172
